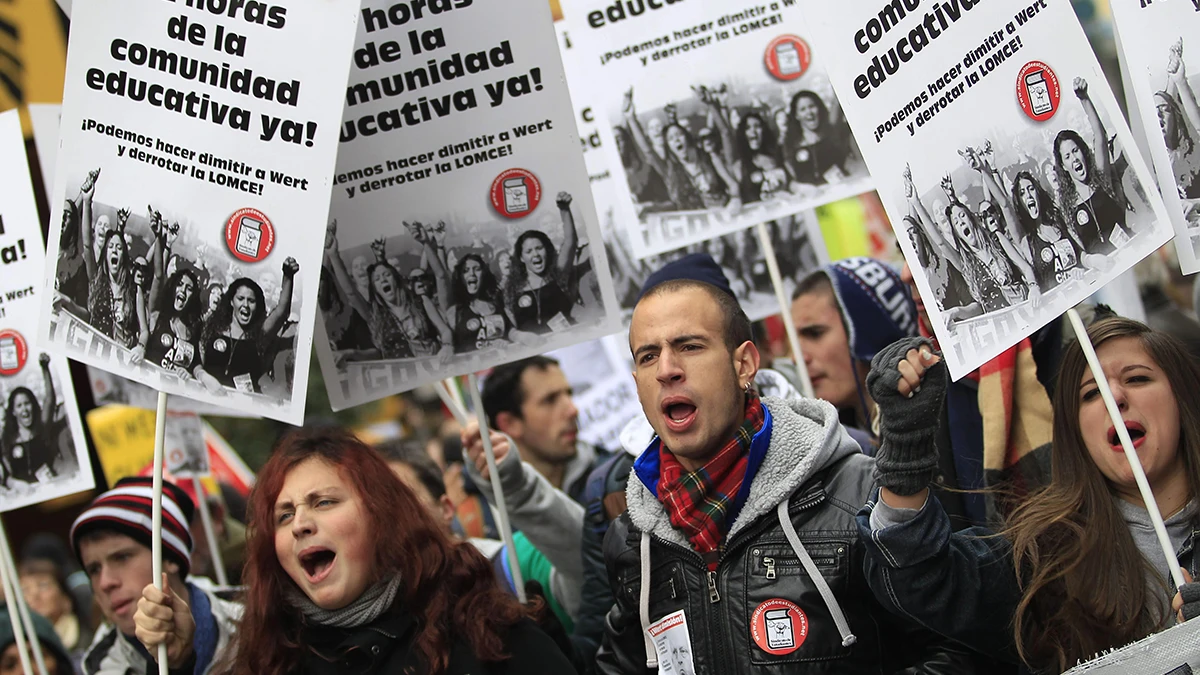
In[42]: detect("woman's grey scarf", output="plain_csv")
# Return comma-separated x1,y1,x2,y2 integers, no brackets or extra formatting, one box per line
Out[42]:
286,575,403,629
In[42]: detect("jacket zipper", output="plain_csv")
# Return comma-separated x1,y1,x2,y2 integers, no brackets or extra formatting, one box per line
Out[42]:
639,486,829,673
761,553,840,579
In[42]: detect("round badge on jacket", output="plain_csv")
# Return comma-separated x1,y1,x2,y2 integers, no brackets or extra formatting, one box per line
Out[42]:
751,598,808,655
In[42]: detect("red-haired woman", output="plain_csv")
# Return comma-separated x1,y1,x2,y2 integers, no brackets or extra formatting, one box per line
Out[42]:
135,427,575,675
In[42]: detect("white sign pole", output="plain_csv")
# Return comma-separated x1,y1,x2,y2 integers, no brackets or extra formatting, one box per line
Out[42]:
191,477,228,587
754,222,814,399
0,538,33,675
0,517,47,675
1066,309,1186,590
466,373,526,604
151,392,168,675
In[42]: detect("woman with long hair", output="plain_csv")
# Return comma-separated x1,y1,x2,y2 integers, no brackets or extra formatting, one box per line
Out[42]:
1054,78,1133,255
621,87,740,211
1161,39,1200,201
441,253,514,353
613,125,671,209
863,319,1200,674
782,90,857,187
136,210,206,378
1,354,61,486
1008,170,1110,292
76,170,145,355
197,259,297,394
160,426,575,674
323,222,451,362
503,193,583,335
697,86,792,204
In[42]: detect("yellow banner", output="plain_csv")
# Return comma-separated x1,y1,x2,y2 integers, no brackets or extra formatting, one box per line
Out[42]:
0,0,67,132
85,405,158,486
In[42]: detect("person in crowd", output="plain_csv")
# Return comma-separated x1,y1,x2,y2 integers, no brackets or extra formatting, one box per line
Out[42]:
178,481,247,587
478,356,609,503
902,212,977,323
2,354,62,486
73,169,144,351
783,90,858,187
622,88,740,211
595,254,976,673
141,229,205,378
379,439,581,646
613,126,671,210
504,193,583,335
697,86,793,204
1162,38,1200,201
191,426,575,674
19,558,92,663
790,258,918,446
1055,78,1133,254
324,222,452,362
197,259,298,395
317,262,379,368
202,283,223,324
1008,169,1111,292
425,239,516,353
72,477,240,675
21,534,95,633
55,195,90,311
861,319,1200,673
0,606,73,675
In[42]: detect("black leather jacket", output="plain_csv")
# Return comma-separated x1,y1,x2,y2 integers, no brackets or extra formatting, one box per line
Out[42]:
596,397,979,675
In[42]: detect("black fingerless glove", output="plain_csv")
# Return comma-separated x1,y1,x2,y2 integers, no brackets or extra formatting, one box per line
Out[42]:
1180,582,1200,622
866,337,948,496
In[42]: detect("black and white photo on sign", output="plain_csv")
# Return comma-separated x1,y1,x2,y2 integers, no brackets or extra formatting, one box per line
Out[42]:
321,188,608,365
50,168,304,407
86,366,255,418
37,0,360,425
564,0,873,259
1107,0,1200,272
600,185,826,323
799,0,1174,379
164,411,208,477
314,0,619,410
0,108,93,511
898,76,1159,332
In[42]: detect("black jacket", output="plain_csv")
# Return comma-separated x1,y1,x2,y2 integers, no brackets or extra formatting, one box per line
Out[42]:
596,396,978,674
297,608,576,675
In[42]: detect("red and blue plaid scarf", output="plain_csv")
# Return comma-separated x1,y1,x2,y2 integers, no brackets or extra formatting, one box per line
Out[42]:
657,394,765,570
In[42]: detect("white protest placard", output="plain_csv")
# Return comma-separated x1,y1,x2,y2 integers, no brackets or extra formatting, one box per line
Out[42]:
563,0,873,259
28,104,63,198
801,0,1173,379
314,0,621,411
163,410,208,477
552,4,828,324
39,0,360,424
0,110,93,511
86,366,255,418
1108,1,1200,273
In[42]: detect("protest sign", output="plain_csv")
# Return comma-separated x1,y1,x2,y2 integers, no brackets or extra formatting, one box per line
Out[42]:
801,0,1173,379
0,110,93,512
552,5,827,324
1108,1,1200,273
314,0,620,411
86,366,255,418
163,410,208,477
28,104,62,197
38,0,360,424
563,0,873,259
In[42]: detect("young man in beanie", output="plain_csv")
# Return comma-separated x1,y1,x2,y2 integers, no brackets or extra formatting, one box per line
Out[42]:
790,257,918,439
71,477,241,675
597,253,974,673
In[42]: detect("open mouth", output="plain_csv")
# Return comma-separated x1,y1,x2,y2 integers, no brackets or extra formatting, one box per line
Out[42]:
299,547,336,583
1109,422,1146,450
661,397,698,433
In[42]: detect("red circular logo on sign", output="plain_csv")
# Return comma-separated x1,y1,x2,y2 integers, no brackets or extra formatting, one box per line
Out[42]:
765,35,811,82
0,329,29,377
491,169,541,219
224,208,275,263
751,598,809,655
1016,61,1061,122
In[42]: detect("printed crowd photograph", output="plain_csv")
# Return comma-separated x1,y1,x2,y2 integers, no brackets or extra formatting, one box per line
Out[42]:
0,353,81,498
49,167,303,408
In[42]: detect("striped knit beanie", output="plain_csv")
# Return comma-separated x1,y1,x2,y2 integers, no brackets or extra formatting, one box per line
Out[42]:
71,477,196,576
